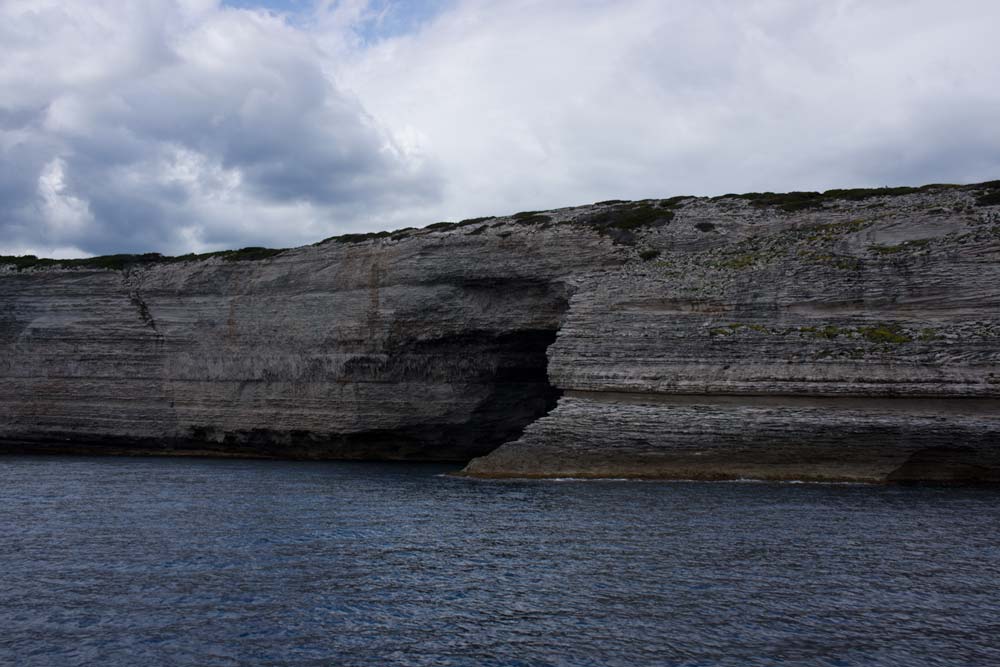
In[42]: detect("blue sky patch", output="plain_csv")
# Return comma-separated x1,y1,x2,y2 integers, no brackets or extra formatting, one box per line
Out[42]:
221,0,452,41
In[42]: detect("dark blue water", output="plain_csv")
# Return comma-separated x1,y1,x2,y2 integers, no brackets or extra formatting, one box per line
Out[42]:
1,457,998,666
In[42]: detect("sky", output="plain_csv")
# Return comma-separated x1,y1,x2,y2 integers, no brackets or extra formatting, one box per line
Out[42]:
2,0,999,258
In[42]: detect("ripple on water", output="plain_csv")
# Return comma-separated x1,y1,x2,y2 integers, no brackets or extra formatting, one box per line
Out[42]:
1,456,999,667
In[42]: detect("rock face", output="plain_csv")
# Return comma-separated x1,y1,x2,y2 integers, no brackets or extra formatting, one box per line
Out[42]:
0,221,620,460
3,183,1000,482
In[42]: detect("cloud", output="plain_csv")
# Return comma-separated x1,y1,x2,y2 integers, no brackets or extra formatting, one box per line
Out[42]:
2,0,999,256
0,0,441,257
330,0,1000,220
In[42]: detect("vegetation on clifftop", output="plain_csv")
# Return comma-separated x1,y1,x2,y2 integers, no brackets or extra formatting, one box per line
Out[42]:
4,179,997,271
0,247,286,272
713,183,964,212
974,181,1000,206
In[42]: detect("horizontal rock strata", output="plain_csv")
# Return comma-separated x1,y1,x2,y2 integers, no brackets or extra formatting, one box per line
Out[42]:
464,183,1000,482
463,393,1000,483
3,182,1000,481
1,223,621,460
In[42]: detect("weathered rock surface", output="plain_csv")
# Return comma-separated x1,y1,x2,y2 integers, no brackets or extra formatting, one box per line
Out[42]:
3,183,1000,481
464,393,1000,483
0,220,621,459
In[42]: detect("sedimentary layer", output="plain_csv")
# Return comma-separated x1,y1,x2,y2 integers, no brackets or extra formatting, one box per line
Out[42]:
0,221,620,459
3,182,1000,481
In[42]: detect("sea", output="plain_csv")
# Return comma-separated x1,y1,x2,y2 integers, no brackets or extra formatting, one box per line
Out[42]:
0,456,998,667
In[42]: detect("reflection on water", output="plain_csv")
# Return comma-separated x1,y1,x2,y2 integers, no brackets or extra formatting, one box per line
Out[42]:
1,456,998,666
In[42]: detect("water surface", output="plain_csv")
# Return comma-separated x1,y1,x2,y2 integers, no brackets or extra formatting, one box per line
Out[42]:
1,456,998,666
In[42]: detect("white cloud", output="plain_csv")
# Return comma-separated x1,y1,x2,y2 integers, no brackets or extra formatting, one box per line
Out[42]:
333,0,1000,219
0,244,90,260
37,158,94,234
0,0,440,256
1,0,999,256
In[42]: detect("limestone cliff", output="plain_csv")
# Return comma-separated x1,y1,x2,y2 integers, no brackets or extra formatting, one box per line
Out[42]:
3,182,999,482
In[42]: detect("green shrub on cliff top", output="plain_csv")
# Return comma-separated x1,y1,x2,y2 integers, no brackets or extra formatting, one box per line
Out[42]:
740,191,827,212
217,247,286,262
4,180,989,273
0,247,287,272
712,183,964,213
712,191,823,211
1,252,172,272
976,190,1000,207
582,203,676,246
319,231,392,244
592,203,675,232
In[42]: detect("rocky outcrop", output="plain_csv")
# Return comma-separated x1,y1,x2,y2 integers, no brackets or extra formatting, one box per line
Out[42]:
0,220,621,460
464,393,1000,483
3,182,1000,481
464,184,1000,482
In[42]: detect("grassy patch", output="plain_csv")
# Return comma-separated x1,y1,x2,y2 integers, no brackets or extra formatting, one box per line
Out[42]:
858,324,912,344
797,323,913,344
832,257,863,271
868,239,930,255
713,254,756,270
817,325,843,340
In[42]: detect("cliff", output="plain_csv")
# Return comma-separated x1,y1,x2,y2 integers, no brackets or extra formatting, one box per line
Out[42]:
3,182,1000,482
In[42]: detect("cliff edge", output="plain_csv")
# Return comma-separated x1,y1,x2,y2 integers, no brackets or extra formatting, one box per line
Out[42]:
3,182,1000,482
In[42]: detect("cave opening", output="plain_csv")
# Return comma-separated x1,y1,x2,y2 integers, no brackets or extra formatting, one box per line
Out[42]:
435,327,564,461
0,275,571,463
